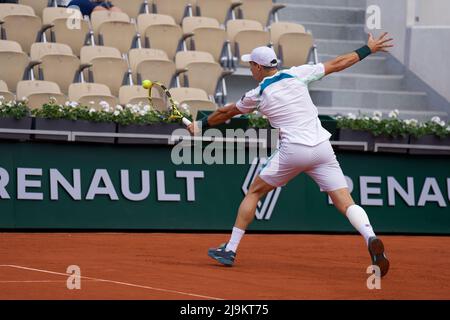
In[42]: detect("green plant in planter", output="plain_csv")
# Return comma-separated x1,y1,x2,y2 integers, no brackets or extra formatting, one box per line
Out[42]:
248,111,270,128
337,110,410,137
414,117,450,138
0,98,30,119
113,104,162,126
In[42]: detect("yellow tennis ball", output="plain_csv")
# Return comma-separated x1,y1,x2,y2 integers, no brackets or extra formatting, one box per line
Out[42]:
142,80,153,89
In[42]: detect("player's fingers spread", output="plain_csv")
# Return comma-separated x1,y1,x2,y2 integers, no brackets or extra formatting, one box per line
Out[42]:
379,32,388,40
381,38,394,44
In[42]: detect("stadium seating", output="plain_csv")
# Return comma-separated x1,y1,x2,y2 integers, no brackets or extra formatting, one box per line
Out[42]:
68,82,118,110
175,51,229,101
0,80,15,102
195,0,241,26
234,0,285,27
169,87,217,120
128,48,178,88
91,10,137,54
226,19,270,67
137,13,183,60
278,32,313,68
0,39,31,92
30,42,81,94
110,0,149,19
182,16,228,64
270,22,306,51
80,45,128,96
268,21,313,67
18,0,51,19
43,7,90,57
0,3,43,54
16,80,66,109
152,0,192,25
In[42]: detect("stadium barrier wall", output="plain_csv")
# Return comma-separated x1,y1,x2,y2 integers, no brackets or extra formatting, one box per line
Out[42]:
0,141,449,234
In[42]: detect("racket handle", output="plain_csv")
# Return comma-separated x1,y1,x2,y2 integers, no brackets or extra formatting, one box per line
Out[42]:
182,117,192,126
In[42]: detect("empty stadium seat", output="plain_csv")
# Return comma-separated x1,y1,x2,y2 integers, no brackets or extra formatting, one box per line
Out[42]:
235,0,285,27
0,3,43,54
169,87,218,120
226,19,270,67
43,7,90,57
128,48,177,88
110,0,148,19
195,0,241,26
80,45,128,96
68,82,118,110
279,32,313,67
91,10,137,54
30,42,81,94
182,16,228,64
0,39,30,91
0,80,15,102
270,21,305,51
16,80,66,109
152,0,192,25
137,13,184,60
18,0,51,19
176,50,231,103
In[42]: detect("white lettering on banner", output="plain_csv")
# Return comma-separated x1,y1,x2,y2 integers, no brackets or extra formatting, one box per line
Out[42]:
50,169,82,200
447,178,450,202
86,169,119,200
0,167,10,199
387,177,415,206
17,168,43,200
360,176,383,206
176,171,204,201
121,170,150,201
156,170,181,201
418,178,446,207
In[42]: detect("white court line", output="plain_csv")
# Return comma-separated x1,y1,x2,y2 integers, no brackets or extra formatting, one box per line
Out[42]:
0,280,100,283
0,265,223,300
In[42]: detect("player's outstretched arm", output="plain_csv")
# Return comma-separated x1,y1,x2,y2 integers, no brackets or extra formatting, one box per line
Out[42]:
187,103,242,135
323,32,393,76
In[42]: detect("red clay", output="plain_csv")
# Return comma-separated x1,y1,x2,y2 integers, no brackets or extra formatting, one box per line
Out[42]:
0,233,449,300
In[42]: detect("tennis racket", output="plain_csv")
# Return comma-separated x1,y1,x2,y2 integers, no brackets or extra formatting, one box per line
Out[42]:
142,80,192,126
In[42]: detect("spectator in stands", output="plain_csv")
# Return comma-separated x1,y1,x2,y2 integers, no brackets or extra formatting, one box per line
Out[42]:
68,0,123,16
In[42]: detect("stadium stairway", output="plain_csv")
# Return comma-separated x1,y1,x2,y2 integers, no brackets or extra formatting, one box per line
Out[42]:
228,0,449,122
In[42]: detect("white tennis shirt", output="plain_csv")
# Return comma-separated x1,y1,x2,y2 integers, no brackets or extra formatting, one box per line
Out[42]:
236,63,331,146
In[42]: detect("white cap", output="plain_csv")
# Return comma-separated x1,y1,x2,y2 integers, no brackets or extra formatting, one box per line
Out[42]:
241,46,278,67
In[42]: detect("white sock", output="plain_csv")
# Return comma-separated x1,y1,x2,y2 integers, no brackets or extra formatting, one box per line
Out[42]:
225,227,245,252
346,204,376,246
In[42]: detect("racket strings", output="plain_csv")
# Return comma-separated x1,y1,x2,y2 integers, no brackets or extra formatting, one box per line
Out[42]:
147,81,185,122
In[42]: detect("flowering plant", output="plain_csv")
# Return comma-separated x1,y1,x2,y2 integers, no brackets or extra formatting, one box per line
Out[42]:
336,110,450,138
29,98,192,126
0,96,30,119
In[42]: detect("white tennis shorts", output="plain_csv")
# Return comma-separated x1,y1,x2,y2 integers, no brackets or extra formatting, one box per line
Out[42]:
259,139,348,191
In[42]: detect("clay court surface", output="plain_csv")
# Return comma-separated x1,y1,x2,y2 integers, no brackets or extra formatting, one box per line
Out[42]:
0,233,449,300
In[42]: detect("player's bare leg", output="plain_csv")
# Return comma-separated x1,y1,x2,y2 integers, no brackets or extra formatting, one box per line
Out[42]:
208,176,274,266
328,187,389,277
234,176,275,230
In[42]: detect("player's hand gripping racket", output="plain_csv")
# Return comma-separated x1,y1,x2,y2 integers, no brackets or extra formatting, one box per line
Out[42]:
142,80,192,126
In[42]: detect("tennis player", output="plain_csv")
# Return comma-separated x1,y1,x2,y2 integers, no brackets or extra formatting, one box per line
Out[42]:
188,32,393,277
